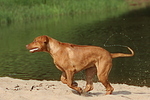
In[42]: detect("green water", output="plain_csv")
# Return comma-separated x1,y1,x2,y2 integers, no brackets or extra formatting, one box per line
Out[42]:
0,7,149,87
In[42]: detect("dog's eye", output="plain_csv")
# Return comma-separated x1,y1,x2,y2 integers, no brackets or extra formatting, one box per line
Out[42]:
44,41,47,44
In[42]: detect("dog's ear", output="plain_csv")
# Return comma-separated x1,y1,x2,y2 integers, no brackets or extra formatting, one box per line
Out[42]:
42,35,49,43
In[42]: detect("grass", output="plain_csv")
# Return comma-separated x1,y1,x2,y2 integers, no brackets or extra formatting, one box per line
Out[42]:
0,0,139,24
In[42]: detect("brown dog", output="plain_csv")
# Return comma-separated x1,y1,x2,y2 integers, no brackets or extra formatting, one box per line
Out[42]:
26,35,134,95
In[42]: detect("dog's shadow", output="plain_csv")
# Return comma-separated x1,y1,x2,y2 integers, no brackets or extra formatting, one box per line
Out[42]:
72,90,102,97
72,90,131,97
113,91,131,95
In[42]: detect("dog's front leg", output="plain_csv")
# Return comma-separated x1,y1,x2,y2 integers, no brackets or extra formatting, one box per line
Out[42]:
61,72,78,86
60,72,67,84
65,70,83,94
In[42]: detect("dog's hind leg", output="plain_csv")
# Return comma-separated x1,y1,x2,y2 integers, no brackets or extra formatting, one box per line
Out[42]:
84,67,97,93
95,60,114,95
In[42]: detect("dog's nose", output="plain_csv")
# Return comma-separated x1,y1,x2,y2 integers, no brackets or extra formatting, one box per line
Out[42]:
26,45,28,48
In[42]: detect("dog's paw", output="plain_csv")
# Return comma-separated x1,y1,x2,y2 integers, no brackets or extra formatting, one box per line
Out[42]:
72,81,78,87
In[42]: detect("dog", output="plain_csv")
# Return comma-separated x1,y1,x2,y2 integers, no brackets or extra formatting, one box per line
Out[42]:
26,35,134,95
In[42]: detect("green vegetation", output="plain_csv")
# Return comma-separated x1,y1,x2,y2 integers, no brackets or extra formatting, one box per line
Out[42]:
0,0,130,24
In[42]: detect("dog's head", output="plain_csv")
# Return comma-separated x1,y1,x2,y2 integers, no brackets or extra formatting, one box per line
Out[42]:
26,35,49,53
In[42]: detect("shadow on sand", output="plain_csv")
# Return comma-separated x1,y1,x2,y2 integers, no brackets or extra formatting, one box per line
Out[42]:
72,90,131,97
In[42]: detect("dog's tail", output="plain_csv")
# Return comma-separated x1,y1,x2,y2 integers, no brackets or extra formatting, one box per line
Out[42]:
110,47,134,58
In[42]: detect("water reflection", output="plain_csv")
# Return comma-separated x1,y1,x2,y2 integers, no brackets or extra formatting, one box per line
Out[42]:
0,7,149,87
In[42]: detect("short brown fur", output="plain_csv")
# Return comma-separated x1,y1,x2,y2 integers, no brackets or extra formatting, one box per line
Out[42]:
26,35,134,95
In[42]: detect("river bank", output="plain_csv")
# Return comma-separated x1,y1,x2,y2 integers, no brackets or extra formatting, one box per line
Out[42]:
0,0,137,24
0,77,149,100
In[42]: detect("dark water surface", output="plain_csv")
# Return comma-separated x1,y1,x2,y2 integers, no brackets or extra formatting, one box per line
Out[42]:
0,7,149,87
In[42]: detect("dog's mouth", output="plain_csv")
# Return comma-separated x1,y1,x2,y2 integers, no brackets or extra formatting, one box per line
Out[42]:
29,48,39,53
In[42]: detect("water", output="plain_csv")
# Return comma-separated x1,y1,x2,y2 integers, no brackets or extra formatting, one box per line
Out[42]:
0,7,149,87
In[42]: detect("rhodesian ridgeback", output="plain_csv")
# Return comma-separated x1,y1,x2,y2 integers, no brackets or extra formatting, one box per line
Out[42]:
26,35,134,95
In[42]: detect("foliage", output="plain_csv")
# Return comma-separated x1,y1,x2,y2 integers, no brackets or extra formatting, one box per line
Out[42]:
0,0,130,24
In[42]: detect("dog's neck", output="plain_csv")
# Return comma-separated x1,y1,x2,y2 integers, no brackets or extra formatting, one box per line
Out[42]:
47,37,61,55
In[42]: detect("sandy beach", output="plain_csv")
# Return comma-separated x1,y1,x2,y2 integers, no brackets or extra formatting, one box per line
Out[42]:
0,77,149,100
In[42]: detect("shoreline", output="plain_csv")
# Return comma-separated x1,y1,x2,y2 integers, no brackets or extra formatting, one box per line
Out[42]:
1,0,149,24
0,77,149,100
